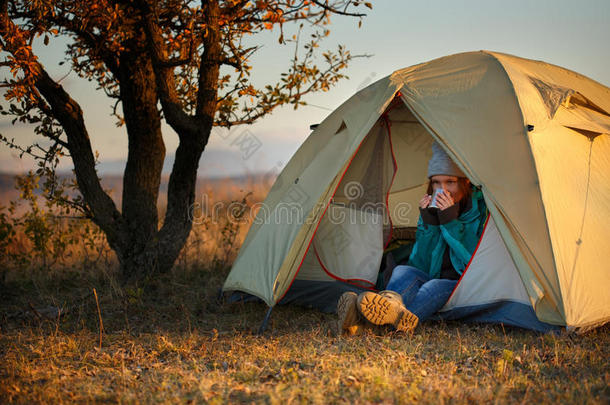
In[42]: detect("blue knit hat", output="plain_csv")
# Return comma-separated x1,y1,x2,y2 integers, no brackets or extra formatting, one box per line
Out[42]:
427,141,465,178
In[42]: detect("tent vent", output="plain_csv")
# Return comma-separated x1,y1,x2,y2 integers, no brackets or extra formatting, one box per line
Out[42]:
566,127,601,141
565,93,610,118
529,77,574,118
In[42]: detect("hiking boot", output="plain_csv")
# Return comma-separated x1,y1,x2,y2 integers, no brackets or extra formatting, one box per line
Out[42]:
357,290,419,333
337,292,362,335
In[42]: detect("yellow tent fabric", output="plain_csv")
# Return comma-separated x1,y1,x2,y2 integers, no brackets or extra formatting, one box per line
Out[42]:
223,51,610,330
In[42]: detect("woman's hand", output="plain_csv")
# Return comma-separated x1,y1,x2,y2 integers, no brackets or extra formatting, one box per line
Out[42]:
419,194,432,209
435,189,455,211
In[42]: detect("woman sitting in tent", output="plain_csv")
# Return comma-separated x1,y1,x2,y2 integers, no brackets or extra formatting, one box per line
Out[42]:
338,142,488,334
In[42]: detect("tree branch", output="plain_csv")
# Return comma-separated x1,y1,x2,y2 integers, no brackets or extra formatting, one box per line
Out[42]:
11,6,121,75
195,1,221,123
156,1,223,267
310,0,366,17
136,0,199,137
34,68,126,248
0,1,127,254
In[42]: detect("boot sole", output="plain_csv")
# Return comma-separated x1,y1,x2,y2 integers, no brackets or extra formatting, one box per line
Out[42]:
357,291,418,332
337,292,360,335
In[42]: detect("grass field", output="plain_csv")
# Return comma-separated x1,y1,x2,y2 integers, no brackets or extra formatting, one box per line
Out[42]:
0,176,608,404
1,266,608,404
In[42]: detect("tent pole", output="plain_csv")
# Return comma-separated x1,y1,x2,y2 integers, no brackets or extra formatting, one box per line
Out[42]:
257,307,274,335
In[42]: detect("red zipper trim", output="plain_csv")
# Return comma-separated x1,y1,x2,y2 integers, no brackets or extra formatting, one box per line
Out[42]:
313,244,377,290
382,113,398,250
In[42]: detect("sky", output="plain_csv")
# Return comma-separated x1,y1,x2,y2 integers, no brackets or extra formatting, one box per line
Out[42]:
1,0,609,178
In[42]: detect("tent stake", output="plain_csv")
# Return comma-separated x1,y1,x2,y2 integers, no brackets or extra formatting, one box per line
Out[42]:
258,307,274,335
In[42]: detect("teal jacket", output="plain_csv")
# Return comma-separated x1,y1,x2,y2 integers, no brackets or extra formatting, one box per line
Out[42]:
407,188,488,279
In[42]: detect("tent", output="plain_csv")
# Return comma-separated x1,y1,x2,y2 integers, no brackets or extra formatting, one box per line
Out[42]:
223,51,610,332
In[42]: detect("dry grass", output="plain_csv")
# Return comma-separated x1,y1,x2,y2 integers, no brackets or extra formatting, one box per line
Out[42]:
0,174,270,280
1,267,608,404
0,175,608,404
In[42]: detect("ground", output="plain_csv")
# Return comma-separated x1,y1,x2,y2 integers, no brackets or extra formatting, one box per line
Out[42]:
1,268,608,404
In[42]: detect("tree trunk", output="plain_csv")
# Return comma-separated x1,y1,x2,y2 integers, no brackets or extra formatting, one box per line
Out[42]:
156,0,221,274
117,51,166,282
156,136,208,272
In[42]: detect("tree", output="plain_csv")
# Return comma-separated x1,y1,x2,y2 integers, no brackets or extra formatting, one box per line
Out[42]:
0,0,371,282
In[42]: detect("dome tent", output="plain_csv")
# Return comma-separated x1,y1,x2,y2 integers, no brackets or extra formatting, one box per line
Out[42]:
223,51,610,332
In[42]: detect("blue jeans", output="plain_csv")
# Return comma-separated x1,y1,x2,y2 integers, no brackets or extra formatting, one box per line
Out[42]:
386,265,457,321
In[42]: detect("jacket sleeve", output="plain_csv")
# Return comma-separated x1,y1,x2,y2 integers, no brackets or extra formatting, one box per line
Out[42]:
407,216,441,273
